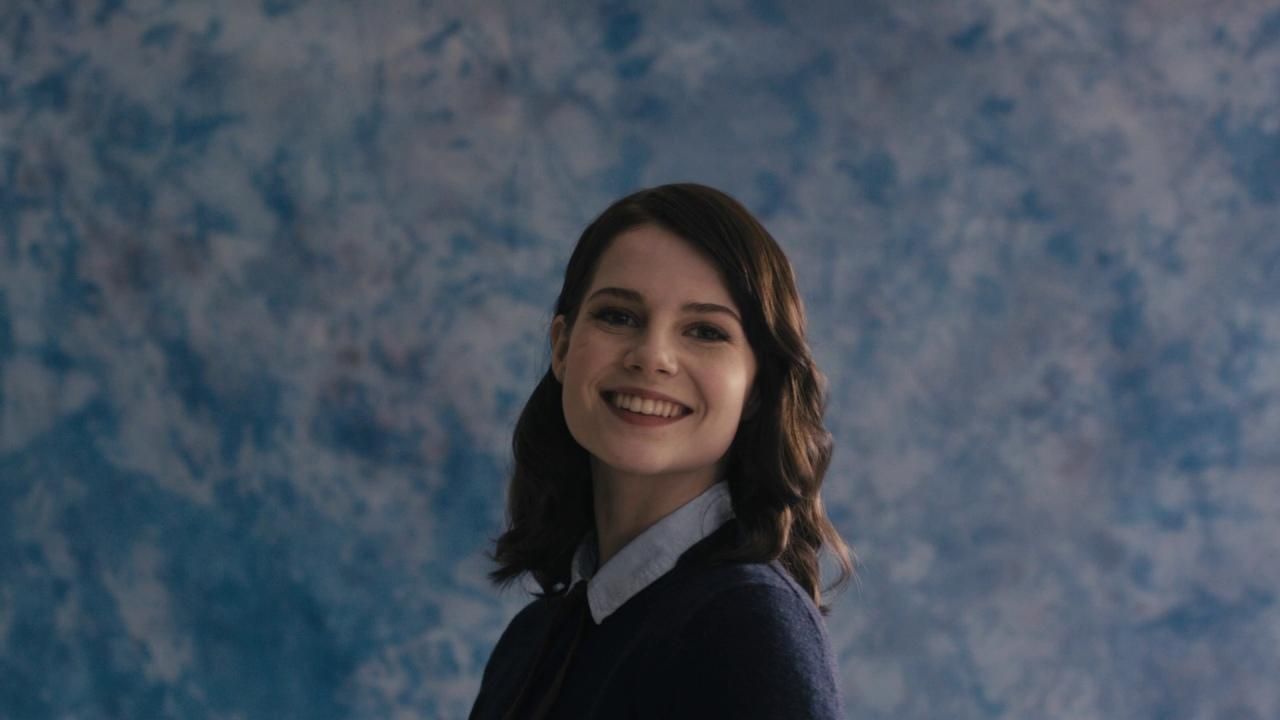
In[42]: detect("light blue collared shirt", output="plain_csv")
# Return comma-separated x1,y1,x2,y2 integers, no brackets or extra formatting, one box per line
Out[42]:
569,481,735,624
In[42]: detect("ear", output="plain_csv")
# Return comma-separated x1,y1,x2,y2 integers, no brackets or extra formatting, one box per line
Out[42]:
550,315,570,383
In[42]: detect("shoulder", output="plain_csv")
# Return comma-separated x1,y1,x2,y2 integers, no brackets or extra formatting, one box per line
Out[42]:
476,594,558,686
670,557,826,637
495,591,560,648
640,562,844,719
680,564,833,667
470,593,566,719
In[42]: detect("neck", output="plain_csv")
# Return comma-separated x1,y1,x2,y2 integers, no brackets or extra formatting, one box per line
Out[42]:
590,460,720,566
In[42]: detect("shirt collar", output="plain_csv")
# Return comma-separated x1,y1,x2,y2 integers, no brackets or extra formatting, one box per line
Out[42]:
569,481,735,624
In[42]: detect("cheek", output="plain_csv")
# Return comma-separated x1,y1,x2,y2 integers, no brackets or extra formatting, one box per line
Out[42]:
706,361,755,411
564,335,612,384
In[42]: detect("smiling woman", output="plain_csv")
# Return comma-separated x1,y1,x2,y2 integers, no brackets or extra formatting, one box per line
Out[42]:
551,224,759,565
469,183,853,720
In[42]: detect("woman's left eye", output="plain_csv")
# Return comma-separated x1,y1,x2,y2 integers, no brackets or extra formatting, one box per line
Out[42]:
690,324,730,342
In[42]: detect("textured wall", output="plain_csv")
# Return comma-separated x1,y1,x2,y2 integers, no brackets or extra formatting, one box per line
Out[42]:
2,1,1278,718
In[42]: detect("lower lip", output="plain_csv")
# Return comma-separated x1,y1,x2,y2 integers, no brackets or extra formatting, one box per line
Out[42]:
605,399,691,427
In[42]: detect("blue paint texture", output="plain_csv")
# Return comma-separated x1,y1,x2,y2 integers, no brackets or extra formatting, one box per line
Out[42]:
1,1,1278,718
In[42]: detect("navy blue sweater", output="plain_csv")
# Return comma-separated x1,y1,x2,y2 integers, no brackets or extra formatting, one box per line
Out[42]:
469,520,845,719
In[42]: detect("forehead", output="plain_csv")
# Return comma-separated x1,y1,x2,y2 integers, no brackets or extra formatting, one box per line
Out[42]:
588,225,736,305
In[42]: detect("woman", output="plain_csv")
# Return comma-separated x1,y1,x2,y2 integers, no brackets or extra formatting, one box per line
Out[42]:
469,183,853,719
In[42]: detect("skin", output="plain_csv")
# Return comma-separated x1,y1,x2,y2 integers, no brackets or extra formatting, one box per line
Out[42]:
550,224,758,566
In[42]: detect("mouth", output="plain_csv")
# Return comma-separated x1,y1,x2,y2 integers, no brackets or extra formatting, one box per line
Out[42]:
601,391,693,419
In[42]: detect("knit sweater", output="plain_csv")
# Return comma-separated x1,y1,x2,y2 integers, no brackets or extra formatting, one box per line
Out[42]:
468,519,845,719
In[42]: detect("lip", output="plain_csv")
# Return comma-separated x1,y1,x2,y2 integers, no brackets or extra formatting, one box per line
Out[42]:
605,401,689,426
601,386,693,412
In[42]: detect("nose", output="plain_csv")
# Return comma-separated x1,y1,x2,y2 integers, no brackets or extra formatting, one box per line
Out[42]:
624,329,678,377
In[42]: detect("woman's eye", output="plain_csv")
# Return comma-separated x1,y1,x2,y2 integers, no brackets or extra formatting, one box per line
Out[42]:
592,308,638,327
690,324,730,342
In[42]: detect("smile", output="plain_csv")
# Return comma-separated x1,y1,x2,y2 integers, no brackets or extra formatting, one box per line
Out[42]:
602,391,692,425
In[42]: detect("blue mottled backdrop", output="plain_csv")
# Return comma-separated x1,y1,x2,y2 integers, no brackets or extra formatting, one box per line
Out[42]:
2,1,1278,718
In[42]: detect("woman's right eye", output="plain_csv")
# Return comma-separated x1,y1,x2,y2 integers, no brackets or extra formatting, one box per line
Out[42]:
591,307,638,327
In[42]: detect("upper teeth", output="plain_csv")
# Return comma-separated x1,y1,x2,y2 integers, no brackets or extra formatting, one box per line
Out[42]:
610,392,686,418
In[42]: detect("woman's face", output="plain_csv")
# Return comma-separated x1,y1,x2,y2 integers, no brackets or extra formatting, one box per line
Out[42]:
551,224,758,484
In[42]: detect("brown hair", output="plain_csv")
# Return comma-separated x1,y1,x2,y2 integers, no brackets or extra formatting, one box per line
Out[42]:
488,183,853,613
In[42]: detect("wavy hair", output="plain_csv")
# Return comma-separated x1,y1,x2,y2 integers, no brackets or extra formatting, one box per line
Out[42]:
488,183,853,613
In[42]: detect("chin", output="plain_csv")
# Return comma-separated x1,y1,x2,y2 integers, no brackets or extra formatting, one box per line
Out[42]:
591,449,685,478
597,457,673,478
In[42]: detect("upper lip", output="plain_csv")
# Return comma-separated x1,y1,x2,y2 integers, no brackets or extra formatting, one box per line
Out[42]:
603,386,692,411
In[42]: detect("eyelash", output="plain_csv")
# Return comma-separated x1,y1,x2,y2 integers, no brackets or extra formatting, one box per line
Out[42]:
589,307,731,342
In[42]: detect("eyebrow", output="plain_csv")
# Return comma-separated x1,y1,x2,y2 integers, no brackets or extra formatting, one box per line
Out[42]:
586,287,743,324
